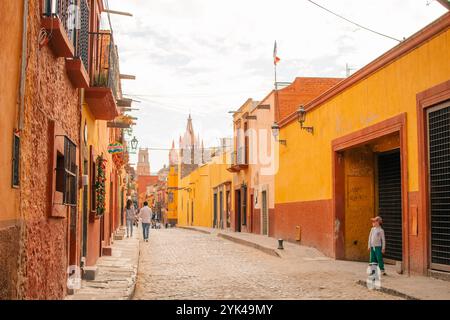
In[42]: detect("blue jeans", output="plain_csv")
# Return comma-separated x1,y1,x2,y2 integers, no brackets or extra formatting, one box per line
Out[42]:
126,219,134,237
142,223,150,240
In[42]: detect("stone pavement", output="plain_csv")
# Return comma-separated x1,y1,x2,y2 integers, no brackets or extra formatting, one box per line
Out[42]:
181,226,450,300
134,228,401,300
66,227,140,300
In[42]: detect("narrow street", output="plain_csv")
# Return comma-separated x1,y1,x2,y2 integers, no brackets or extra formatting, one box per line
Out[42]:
133,228,398,300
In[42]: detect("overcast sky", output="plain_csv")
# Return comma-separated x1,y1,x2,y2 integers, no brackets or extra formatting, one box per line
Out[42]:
105,0,446,173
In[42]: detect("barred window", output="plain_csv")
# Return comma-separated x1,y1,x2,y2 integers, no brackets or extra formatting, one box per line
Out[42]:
63,137,77,206
12,134,20,187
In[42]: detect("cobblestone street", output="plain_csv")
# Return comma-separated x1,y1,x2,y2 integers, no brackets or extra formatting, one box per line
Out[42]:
134,228,399,300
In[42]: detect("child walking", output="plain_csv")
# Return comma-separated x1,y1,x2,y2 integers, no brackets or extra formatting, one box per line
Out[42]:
368,216,386,275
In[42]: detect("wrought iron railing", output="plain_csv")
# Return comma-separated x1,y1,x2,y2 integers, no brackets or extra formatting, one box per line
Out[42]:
237,145,246,165
90,32,120,99
230,146,247,166
76,0,90,71
44,0,77,48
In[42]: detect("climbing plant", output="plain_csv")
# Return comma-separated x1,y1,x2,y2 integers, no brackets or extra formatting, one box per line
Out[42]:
95,155,108,216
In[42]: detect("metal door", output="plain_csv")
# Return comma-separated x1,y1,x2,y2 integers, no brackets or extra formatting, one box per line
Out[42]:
377,150,402,261
213,193,218,228
428,103,450,271
262,191,268,236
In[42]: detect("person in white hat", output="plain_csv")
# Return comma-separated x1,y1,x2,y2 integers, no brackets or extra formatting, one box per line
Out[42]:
368,216,386,275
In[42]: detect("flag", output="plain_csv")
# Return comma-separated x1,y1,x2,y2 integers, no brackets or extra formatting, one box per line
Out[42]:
273,41,280,65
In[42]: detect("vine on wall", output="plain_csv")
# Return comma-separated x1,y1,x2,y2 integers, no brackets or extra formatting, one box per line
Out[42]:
95,155,108,216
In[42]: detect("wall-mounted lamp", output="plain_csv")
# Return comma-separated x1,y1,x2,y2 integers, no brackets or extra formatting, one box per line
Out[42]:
271,122,286,145
297,106,314,134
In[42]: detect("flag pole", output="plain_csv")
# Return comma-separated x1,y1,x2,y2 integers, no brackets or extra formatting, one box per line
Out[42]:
274,41,280,122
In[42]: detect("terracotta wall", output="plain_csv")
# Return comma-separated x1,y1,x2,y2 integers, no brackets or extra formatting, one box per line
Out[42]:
273,201,333,256
17,0,80,299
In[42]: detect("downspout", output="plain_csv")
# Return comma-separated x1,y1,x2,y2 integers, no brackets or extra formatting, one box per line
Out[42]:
18,0,29,131
16,0,29,300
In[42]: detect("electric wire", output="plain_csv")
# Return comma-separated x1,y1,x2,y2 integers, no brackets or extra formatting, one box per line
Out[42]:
305,0,402,43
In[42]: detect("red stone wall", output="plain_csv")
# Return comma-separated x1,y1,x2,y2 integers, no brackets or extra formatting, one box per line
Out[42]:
137,175,159,207
252,208,261,234
17,0,80,299
0,223,21,299
408,191,426,275
273,200,333,257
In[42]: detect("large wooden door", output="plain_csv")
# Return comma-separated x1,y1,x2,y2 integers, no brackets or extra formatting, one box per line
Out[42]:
235,190,241,232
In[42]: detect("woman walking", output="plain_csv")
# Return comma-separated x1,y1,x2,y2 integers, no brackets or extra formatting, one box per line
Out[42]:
125,199,136,238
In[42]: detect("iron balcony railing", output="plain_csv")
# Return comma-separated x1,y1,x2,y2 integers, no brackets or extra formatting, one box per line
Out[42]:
44,0,77,48
44,0,90,71
76,0,90,71
90,32,120,99
237,145,247,165
230,146,247,166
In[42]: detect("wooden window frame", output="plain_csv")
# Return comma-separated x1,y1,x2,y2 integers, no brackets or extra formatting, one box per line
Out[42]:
49,120,78,218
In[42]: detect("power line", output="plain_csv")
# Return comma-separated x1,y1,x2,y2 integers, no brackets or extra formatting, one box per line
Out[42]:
305,0,402,43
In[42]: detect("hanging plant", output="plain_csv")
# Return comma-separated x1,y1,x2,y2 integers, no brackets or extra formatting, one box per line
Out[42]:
95,155,108,216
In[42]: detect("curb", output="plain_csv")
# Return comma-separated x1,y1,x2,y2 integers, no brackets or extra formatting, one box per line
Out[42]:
356,280,419,300
217,233,281,258
128,239,141,300
177,226,212,234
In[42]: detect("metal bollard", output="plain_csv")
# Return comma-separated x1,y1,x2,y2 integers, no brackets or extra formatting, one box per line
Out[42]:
278,239,284,250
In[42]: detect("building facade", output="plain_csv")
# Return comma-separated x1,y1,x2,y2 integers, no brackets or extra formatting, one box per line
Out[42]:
275,13,450,275
0,0,133,299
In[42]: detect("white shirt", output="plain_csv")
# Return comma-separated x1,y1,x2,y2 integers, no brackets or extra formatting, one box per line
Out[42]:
138,206,153,224
368,226,386,250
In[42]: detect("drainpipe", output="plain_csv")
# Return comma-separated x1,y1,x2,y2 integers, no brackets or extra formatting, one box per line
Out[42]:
15,0,29,300
17,0,29,131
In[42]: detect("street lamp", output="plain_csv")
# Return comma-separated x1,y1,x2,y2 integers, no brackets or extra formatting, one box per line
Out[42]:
297,106,314,134
271,122,286,145
131,136,138,151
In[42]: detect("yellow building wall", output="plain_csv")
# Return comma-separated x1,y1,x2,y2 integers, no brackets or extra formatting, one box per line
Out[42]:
80,101,115,265
276,28,450,204
177,153,234,228
167,165,178,221
0,0,23,224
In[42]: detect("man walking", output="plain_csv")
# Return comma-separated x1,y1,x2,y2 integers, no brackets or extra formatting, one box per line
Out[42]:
138,201,152,242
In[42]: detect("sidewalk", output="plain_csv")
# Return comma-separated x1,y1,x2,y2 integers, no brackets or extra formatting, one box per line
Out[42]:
179,226,450,300
66,227,140,300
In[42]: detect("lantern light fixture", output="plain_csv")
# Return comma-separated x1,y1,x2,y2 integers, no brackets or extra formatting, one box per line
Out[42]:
131,136,138,151
297,105,314,134
271,122,286,145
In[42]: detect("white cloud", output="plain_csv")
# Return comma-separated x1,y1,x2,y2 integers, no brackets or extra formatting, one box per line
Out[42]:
105,0,447,172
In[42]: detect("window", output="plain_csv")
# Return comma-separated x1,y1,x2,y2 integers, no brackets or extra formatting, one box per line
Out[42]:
12,134,20,187
55,137,77,202
242,184,247,226
168,192,174,203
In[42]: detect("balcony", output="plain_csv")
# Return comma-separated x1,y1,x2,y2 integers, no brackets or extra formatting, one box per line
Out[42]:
42,0,76,58
65,0,89,88
227,146,248,172
84,32,120,121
